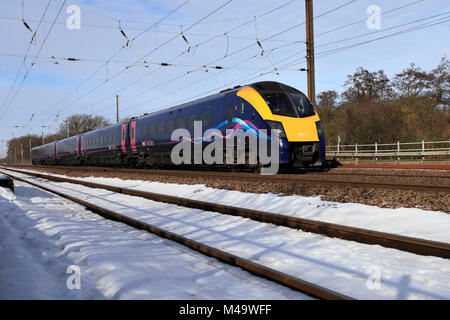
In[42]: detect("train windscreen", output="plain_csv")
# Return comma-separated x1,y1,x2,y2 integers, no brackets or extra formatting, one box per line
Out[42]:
287,93,315,117
251,82,315,118
262,92,297,117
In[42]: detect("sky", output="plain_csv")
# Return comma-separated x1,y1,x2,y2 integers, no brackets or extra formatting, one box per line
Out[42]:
0,0,449,157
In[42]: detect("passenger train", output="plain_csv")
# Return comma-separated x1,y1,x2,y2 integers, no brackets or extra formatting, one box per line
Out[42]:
32,81,333,171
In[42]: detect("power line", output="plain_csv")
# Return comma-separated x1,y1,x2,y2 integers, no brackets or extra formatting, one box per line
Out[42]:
34,0,195,128
38,0,303,128
124,13,450,118
36,0,251,27
0,52,303,71
0,0,66,122
278,15,450,70
263,0,426,57
0,0,52,118
51,0,352,126
0,15,306,43
315,11,450,50
34,0,236,132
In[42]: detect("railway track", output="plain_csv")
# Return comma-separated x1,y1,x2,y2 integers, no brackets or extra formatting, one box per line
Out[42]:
342,164,450,170
7,165,450,193
0,168,351,300
2,166,449,259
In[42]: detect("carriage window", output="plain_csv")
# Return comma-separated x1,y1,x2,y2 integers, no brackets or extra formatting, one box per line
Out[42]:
157,121,165,134
166,119,175,133
149,123,156,136
176,117,185,129
201,110,212,127
188,114,196,129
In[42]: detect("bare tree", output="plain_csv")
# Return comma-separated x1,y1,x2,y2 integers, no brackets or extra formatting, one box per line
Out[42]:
342,67,394,102
427,56,450,107
58,114,112,138
392,63,430,97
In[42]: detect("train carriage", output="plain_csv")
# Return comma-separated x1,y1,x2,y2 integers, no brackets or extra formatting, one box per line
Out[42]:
31,141,56,165
32,81,330,171
80,123,123,166
55,136,79,165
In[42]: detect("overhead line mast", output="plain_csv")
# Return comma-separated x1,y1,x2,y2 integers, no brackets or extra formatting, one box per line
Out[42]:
305,0,316,106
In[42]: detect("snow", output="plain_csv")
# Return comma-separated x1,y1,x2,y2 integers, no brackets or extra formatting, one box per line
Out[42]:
1,168,449,300
0,181,309,300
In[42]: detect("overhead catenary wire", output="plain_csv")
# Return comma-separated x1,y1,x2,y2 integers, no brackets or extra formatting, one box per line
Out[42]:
123,13,450,119
33,0,195,129
35,0,300,129
52,0,354,126
281,15,450,70
0,0,52,119
0,15,307,44
39,0,237,132
9,0,444,138
0,0,66,122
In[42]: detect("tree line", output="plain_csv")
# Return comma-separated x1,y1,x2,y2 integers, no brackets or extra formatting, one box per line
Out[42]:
2,114,111,164
316,56,449,146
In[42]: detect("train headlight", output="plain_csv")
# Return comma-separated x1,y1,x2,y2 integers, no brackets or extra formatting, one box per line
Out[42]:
266,120,286,138
315,121,324,137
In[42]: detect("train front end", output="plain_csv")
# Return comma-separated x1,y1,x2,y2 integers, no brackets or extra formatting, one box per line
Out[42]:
237,81,325,169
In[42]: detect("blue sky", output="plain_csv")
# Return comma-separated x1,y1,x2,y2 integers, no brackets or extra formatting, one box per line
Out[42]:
0,0,449,156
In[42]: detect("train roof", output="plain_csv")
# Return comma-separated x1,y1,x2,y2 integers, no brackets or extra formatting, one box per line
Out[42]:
32,81,306,149
135,81,304,121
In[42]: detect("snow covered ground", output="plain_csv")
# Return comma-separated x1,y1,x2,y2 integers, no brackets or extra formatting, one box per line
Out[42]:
0,168,449,300
0,180,309,299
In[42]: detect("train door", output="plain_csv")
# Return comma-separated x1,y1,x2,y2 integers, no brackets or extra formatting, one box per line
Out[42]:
121,123,126,153
76,136,79,157
130,120,137,153
80,135,84,157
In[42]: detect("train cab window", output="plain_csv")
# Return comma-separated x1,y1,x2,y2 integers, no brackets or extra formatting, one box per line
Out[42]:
262,92,296,117
176,117,185,129
287,93,315,117
166,119,175,133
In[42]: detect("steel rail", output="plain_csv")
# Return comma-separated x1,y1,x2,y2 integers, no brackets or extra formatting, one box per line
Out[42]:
13,164,450,193
3,167,449,259
0,169,351,300
316,171,450,179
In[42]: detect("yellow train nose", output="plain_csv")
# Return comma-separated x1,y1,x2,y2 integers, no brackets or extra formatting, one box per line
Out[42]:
237,86,320,142
275,115,320,142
